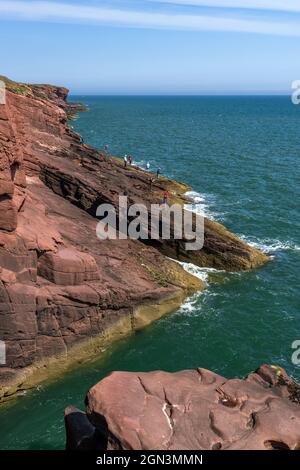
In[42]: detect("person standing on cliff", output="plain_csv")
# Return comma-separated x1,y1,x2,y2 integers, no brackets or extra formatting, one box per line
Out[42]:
146,161,150,170
128,156,133,165
163,190,169,205
156,167,161,179
124,155,128,167
104,144,109,155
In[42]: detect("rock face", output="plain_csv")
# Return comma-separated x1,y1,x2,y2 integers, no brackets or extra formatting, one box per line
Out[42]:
38,248,100,286
0,76,267,399
65,365,300,451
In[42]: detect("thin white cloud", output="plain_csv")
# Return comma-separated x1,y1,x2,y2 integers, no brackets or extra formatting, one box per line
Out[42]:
0,1,300,36
151,0,300,13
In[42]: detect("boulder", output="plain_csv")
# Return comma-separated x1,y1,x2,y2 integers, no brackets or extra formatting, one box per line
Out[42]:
63,365,300,451
64,406,106,450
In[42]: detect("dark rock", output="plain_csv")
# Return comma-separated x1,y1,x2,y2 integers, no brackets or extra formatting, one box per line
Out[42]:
65,406,106,450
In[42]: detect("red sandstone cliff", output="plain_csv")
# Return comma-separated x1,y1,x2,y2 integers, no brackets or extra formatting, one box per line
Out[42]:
0,76,268,400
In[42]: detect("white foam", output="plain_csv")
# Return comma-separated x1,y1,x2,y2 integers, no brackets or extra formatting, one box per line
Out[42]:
177,289,221,315
168,259,237,315
238,235,300,254
184,190,206,204
180,261,224,284
184,190,222,221
132,161,142,168
166,259,210,314
179,293,199,313
169,257,224,285
132,160,147,170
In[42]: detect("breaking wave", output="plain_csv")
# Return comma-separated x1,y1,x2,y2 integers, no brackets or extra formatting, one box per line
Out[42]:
184,190,224,221
177,260,224,285
238,235,300,254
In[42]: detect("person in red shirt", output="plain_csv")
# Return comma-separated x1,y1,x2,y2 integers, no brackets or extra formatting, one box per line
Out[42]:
163,191,169,205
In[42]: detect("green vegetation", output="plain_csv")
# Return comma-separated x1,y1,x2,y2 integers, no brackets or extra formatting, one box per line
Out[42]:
0,75,33,97
0,75,68,102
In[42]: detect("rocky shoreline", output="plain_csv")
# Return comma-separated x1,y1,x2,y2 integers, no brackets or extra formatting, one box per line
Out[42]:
0,76,268,402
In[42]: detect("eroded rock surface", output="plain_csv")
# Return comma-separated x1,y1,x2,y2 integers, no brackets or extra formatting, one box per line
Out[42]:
65,365,300,451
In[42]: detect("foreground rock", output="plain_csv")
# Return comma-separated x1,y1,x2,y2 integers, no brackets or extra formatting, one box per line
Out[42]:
0,75,268,399
65,365,300,451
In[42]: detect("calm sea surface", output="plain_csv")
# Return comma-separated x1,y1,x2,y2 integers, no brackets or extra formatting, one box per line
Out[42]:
0,96,299,449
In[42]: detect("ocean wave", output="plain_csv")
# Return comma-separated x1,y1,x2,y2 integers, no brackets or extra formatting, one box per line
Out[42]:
132,160,148,170
184,190,223,221
179,261,225,284
169,258,225,285
132,161,144,168
238,235,300,254
178,293,200,313
177,289,222,316
169,260,238,315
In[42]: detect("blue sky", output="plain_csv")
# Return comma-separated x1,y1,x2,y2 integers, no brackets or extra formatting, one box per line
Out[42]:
0,0,299,94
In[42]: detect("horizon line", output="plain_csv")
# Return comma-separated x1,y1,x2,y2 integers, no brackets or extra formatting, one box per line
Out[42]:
69,93,292,97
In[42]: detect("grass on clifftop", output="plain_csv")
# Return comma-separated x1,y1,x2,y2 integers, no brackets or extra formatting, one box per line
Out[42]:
0,75,33,97
0,75,68,101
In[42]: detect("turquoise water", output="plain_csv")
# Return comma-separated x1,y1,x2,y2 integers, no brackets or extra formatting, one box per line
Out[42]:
0,96,299,449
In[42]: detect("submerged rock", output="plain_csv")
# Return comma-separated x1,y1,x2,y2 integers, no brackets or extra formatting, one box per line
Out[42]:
65,365,300,451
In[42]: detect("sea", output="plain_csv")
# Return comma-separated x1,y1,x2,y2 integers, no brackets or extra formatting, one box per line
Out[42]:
0,96,299,449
